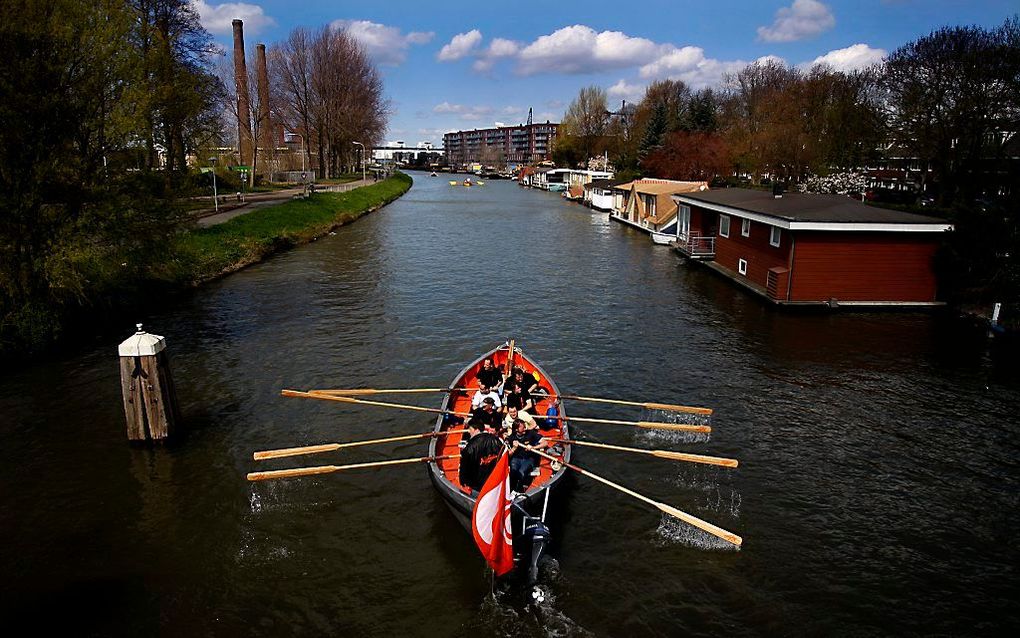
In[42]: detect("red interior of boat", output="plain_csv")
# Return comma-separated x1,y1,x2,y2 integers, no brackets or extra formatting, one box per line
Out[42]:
435,347,564,493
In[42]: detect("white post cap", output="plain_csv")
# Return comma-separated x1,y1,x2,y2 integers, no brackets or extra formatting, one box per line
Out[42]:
118,323,167,357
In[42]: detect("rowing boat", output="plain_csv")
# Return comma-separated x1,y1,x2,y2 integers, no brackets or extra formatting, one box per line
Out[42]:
426,340,571,581
650,231,675,245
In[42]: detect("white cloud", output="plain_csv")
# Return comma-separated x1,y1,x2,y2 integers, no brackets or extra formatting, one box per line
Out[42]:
192,1,275,36
516,25,670,75
437,30,483,61
639,47,785,89
804,43,886,71
472,58,496,73
607,79,645,102
332,20,434,66
433,102,494,121
487,38,520,58
757,0,835,43
470,37,521,73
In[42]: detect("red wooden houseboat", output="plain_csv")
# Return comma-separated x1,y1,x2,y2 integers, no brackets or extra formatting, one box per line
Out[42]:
672,188,953,306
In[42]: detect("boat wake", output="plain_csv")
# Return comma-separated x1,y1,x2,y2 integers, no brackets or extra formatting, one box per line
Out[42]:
461,562,595,637
638,408,713,444
655,514,740,551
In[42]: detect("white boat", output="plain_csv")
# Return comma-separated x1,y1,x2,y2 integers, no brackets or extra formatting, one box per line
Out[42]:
650,232,675,245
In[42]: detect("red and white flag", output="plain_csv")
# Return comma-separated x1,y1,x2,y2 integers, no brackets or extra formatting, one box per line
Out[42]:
471,449,514,576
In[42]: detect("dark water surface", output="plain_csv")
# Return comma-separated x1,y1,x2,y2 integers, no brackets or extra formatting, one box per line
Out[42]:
2,173,1018,637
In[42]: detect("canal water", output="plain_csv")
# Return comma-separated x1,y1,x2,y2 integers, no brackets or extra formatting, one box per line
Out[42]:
2,174,1018,637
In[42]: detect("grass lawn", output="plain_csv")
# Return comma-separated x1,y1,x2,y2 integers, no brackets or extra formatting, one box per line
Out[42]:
169,172,412,283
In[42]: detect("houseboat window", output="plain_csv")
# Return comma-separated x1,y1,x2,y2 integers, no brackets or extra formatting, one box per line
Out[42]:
738,258,748,276
646,195,656,217
741,218,750,237
770,226,781,247
719,215,731,238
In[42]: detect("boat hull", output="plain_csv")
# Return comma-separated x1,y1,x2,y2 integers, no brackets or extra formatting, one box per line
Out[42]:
426,342,571,526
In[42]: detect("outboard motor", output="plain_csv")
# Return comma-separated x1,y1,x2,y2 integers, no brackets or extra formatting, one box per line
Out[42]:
520,515,551,586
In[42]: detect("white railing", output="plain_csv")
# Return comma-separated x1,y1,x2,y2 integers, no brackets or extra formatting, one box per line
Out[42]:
678,233,716,258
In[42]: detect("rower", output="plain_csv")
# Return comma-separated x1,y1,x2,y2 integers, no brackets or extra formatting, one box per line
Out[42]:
471,397,501,432
476,357,503,392
511,366,539,394
502,405,536,434
503,378,534,414
470,382,502,411
507,418,549,491
459,418,504,494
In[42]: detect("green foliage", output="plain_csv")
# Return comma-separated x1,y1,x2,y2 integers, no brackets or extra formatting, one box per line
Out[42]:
167,174,412,284
551,135,585,169
639,101,668,158
0,0,224,356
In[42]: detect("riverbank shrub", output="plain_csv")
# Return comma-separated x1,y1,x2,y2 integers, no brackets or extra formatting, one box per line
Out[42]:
0,174,411,359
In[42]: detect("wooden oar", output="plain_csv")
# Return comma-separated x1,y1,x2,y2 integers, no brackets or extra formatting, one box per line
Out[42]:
247,454,458,482
548,439,738,468
253,429,468,461
555,394,712,416
284,389,711,433
309,387,711,415
504,339,516,377
525,446,742,547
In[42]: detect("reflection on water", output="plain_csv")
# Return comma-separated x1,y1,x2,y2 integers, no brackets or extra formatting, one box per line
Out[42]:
1,172,1018,636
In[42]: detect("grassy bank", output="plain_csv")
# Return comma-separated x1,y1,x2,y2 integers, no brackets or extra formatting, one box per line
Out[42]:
167,173,412,284
0,174,412,360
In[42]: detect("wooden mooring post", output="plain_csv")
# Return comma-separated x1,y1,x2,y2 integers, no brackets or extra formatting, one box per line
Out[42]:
118,324,180,441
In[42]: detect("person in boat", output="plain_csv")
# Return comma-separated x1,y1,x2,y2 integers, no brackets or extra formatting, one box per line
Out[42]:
470,382,502,411
507,418,549,491
510,366,540,394
471,397,502,432
501,405,536,434
503,378,534,414
475,357,503,392
459,418,505,493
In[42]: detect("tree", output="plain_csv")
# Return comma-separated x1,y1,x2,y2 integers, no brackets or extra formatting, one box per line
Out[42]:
639,100,668,159
128,0,223,177
560,85,609,165
0,0,222,352
642,131,731,181
883,18,1020,205
270,28,315,172
720,59,804,182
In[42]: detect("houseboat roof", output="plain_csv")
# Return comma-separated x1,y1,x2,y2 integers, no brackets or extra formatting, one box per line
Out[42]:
613,179,709,195
675,188,953,232
584,178,628,190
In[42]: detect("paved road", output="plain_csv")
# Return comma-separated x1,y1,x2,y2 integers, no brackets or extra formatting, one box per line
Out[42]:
195,178,376,228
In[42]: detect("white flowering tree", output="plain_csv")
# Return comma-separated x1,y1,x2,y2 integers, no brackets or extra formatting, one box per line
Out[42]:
798,171,869,195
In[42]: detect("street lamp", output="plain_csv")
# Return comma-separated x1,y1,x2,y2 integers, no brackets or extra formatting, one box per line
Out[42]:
353,141,366,182
208,156,218,212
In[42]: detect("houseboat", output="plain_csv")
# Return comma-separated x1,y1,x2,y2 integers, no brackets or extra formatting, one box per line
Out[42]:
582,178,620,211
565,170,614,201
672,188,953,306
610,179,709,239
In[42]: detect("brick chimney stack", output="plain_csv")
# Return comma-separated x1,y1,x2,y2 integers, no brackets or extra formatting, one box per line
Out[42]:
255,43,271,174
232,19,252,168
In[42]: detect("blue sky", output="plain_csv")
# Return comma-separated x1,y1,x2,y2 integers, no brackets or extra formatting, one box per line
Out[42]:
193,0,1017,145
